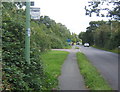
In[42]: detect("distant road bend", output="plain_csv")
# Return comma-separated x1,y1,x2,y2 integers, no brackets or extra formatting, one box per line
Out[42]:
79,45,118,90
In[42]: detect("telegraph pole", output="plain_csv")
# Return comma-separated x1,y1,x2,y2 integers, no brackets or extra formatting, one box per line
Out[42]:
25,0,30,64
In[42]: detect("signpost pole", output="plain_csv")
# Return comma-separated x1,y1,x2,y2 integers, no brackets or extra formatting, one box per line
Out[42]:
25,0,30,64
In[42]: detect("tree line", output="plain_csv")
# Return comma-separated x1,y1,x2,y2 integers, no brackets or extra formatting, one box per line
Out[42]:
79,21,120,50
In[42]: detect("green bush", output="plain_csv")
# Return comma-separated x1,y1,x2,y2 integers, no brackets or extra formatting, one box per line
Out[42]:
50,36,64,49
2,2,72,91
2,21,53,91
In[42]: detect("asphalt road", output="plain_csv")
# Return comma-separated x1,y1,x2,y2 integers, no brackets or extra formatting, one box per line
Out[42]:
79,45,118,90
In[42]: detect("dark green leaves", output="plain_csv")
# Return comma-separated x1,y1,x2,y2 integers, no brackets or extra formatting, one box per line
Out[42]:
85,0,120,20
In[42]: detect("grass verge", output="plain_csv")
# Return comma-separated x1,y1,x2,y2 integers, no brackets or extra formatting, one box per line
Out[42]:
75,47,79,49
92,45,120,54
63,45,72,49
76,52,112,90
41,50,69,89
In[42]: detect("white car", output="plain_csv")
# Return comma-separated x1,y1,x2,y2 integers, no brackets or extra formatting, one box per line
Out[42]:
84,43,89,47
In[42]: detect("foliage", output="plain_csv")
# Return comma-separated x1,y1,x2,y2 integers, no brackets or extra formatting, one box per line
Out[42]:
2,22,43,91
50,36,64,49
76,52,112,90
75,47,79,49
63,45,72,49
2,2,71,91
79,20,120,51
31,22,51,52
92,45,120,54
85,0,120,20
71,33,80,43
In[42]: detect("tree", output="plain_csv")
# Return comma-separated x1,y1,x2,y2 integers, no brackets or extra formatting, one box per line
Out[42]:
79,20,120,49
85,0,120,20
2,2,72,91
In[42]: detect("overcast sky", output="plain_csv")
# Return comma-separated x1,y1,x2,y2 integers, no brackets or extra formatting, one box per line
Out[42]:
31,0,109,34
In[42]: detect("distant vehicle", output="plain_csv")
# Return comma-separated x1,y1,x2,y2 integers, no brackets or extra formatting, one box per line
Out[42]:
84,43,89,47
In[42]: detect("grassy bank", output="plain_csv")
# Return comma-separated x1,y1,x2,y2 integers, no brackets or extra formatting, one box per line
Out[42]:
63,45,72,49
41,50,69,89
75,47,79,49
92,45,120,54
76,52,112,90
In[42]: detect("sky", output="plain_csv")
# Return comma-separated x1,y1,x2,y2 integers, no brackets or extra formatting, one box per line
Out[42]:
31,0,110,34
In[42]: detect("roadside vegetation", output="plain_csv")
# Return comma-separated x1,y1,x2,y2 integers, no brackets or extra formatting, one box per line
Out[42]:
75,47,79,49
92,45,120,54
41,50,69,89
79,1,120,53
63,45,72,49
79,21,120,53
2,2,78,91
76,52,112,90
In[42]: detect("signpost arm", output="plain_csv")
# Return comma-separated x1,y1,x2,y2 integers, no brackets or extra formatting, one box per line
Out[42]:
25,0,30,64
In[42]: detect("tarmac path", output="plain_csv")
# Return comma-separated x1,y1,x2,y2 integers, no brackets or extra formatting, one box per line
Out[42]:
53,46,87,90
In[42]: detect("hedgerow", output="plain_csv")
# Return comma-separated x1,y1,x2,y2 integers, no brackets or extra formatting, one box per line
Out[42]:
2,2,72,91
2,20,54,91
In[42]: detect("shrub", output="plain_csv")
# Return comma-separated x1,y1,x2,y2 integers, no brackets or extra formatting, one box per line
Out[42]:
2,21,53,91
50,36,64,49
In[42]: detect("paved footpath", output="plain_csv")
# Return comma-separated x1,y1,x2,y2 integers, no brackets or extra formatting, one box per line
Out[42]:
53,47,87,90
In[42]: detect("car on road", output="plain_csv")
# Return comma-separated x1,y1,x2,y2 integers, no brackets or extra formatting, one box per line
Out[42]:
84,43,89,47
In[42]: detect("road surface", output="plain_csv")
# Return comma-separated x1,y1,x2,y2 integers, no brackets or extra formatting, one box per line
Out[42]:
79,45,118,90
